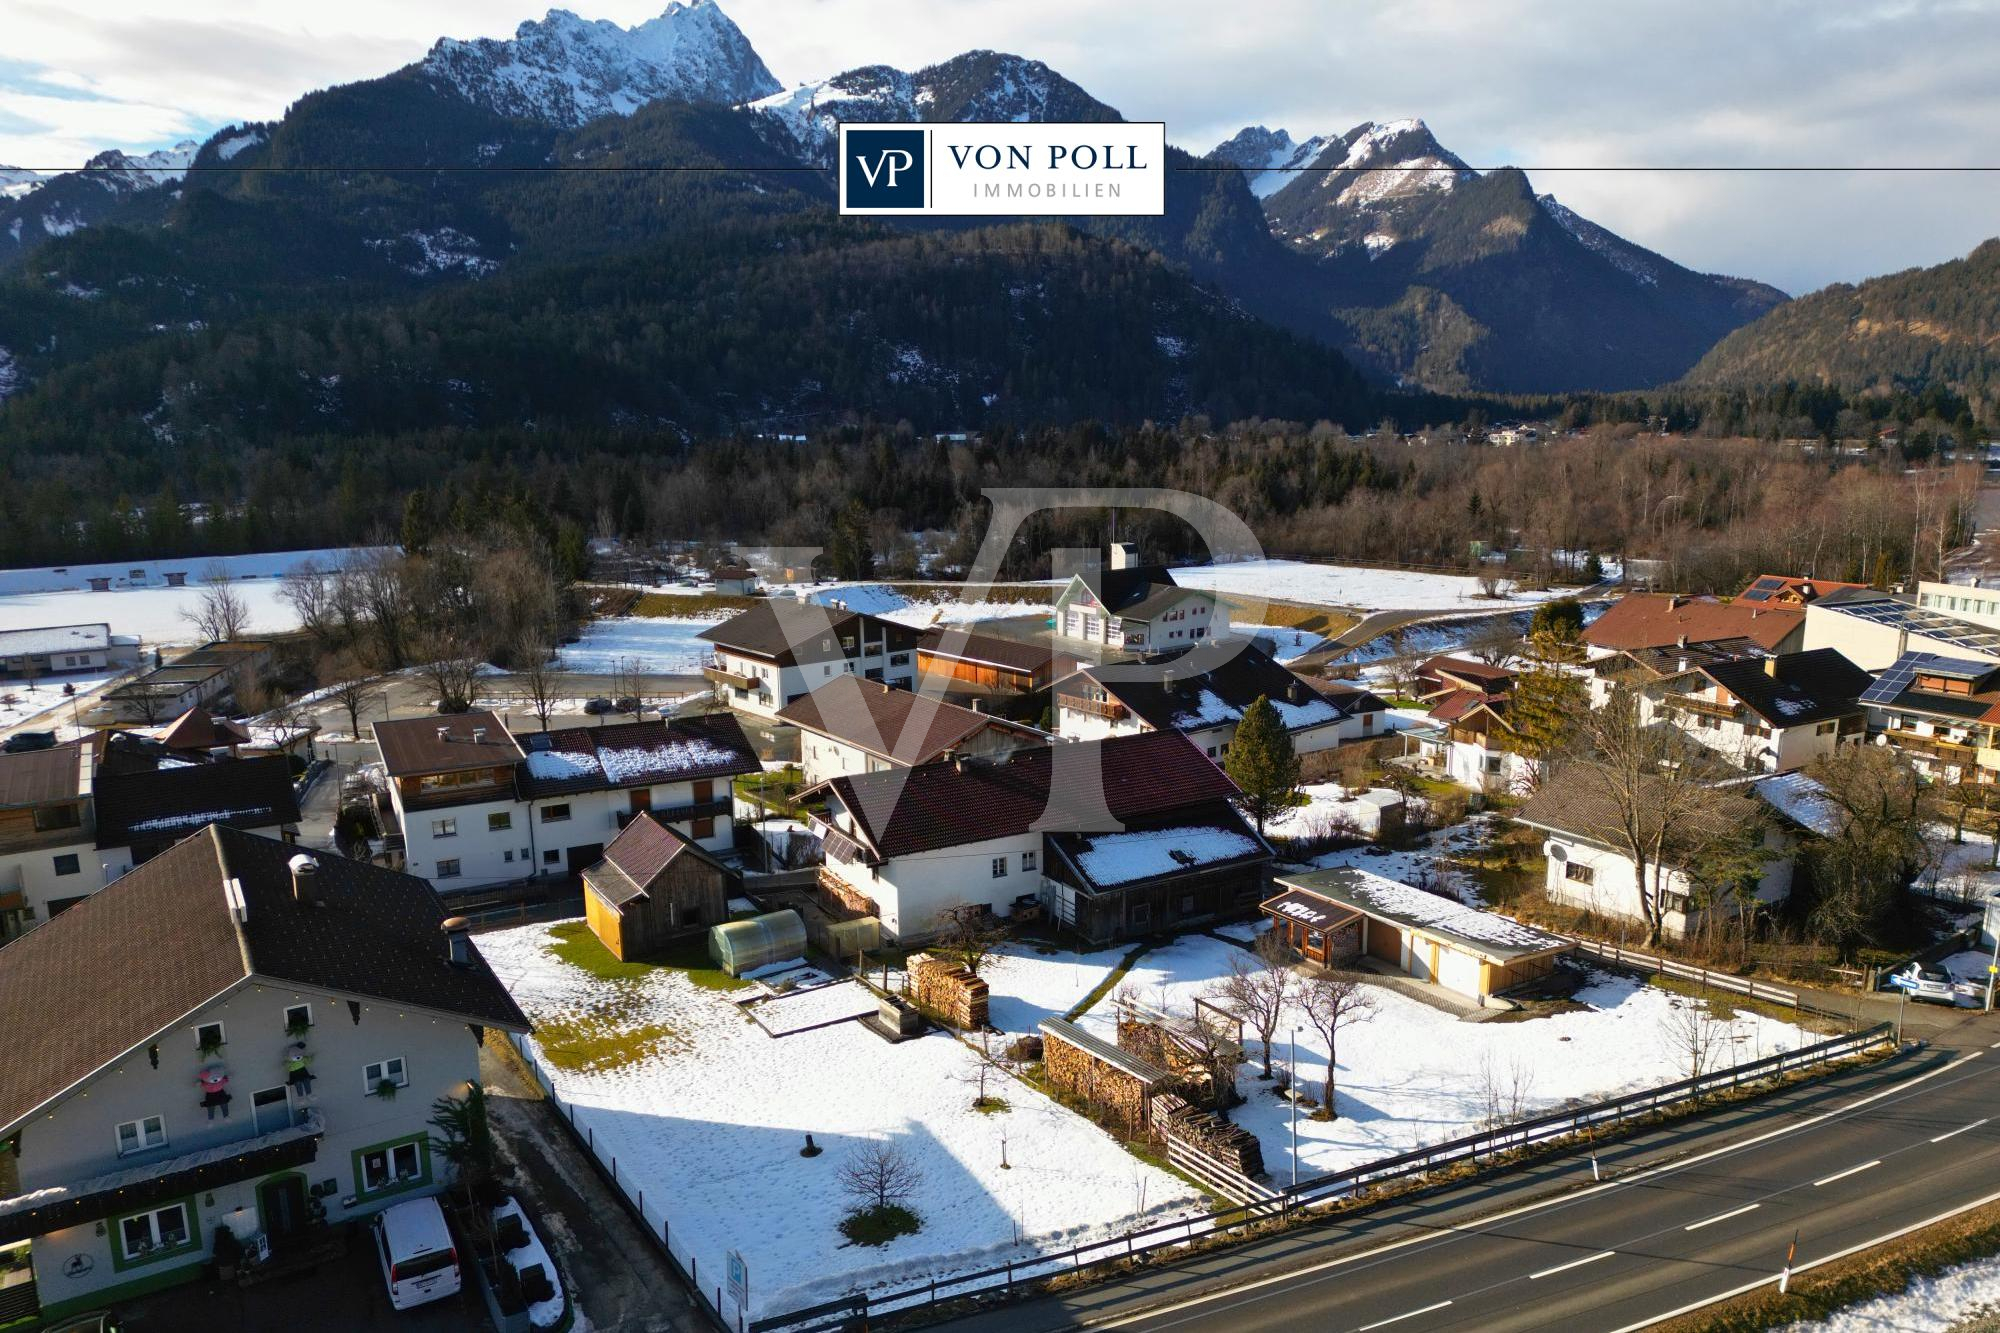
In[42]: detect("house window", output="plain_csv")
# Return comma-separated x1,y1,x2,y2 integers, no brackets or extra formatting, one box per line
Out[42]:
117,1202,191,1261
435,858,461,879
430,817,457,839
1129,903,1152,926
1816,721,1837,735
991,857,1007,878
488,812,513,832
52,853,79,877
520,847,530,860
1563,862,1595,886
195,1022,225,1052
364,1057,408,1093
1021,851,1037,872
284,1004,312,1032
503,849,515,863
32,805,79,832
541,804,571,823
358,1138,426,1195
115,1115,167,1156
1482,756,1502,775
543,850,561,865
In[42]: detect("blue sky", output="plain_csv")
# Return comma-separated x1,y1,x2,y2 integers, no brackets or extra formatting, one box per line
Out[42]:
3,0,1997,295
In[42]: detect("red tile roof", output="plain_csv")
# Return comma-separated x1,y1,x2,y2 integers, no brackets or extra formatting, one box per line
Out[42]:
776,676,1030,764
816,730,1240,860
1582,594,1804,653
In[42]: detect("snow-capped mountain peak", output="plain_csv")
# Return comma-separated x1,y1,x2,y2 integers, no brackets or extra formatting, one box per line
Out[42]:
82,141,200,192
0,168,43,202
1207,126,1335,199
420,0,781,127
1540,193,1661,286
1322,119,1470,206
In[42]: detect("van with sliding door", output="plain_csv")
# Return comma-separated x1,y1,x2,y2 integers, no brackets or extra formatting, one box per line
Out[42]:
371,1196,461,1310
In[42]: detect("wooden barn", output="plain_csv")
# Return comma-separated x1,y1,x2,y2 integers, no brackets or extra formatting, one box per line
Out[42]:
582,812,736,961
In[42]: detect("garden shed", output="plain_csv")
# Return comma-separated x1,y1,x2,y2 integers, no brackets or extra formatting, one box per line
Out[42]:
582,813,735,962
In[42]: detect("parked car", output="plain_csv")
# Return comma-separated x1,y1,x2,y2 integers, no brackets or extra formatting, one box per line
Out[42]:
1,732,57,753
372,1196,461,1310
1883,961,1958,1004
613,696,640,714
582,697,614,715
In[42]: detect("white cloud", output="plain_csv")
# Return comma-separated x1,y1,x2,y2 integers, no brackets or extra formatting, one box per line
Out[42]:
1,0,1996,292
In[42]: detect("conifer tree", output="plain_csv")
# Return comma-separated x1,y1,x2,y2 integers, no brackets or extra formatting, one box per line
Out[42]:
1226,695,1301,836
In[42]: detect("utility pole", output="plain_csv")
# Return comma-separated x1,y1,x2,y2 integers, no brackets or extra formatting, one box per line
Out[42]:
1985,926,1999,1013
1289,1025,1301,1189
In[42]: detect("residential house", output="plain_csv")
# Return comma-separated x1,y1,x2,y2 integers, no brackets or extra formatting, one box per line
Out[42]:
915,627,1077,696
1584,641,1763,710
1407,689,1533,792
1855,652,2000,784
1648,649,1871,773
1051,642,1384,760
777,675,1043,786
1515,772,1833,939
91,739,302,880
0,624,116,678
1051,545,1217,653
1582,594,1805,659
711,564,761,597
154,708,253,759
376,710,762,890
101,642,274,725
1913,580,2000,629
1262,868,1570,1004
1804,588,2000,671
0,743,95,941
0,827,528,1323
698,601,919,720
806,730,1272,945
582,813,736,962
1414,656,1514,700
1737,574,1870,608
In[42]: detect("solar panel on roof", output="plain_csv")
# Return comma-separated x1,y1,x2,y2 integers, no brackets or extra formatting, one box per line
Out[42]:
1753,577,1785,589
1859,651,1997,706
1832,598,2000,650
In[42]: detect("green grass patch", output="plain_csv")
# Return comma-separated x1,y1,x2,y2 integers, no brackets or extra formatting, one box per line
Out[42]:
1065,943,1151,1021
973,1096,1011,1115
840,1205,922,1246
536,1007,675,1074
544,921,749,992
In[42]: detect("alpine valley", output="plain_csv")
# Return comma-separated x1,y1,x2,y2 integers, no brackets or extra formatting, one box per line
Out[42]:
0,0,1941,449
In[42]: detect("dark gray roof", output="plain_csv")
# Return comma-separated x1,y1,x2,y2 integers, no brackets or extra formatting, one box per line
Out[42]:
1699,649,1871,727
0,826,529,1134
92,754,301,848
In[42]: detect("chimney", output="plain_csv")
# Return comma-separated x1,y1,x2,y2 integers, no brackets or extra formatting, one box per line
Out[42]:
1676,635,1688,649
1668,594,1685,610
288,853,321,907
223,875,249,925
442,916,472,967
953,754,971,775
1765,655,1779,677
472,725,487,743
436,725,450,742
1109,541,1140,571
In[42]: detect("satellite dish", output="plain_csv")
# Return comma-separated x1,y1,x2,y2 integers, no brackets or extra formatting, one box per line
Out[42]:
1546,842,1567,863
1873,733,1890,747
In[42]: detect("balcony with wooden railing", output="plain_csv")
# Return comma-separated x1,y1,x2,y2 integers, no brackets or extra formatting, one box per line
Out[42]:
1057,692,1128,722
1886,730,1981,764
1660,693,1741,723
702,656,758,691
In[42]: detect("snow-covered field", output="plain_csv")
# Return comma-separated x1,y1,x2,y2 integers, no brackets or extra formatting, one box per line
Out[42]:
0,668,123,730
1173,559,1574,613
1779,1252,2000,1332
477,921,1202,1318
0,546,374,596
981,932,1811,1185
0,583,304,648
805,582,1049,630
557,616,724,675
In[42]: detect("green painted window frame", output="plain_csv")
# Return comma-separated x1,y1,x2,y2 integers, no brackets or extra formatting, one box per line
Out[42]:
352,1133,431,1201
108,1194,200,1273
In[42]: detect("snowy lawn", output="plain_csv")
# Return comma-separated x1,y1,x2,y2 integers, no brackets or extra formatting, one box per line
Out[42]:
558,615,723,675
0,668,121,729
1173,560,1573,613
478,920,1201,1318
0,583,303,647
979,931,1812,1185
1778,1251,2000,1333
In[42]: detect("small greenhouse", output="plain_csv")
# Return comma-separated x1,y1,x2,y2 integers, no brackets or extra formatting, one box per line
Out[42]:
709,909,807,977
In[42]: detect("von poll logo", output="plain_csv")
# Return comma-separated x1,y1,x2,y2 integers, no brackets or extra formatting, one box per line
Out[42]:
839,122,1165,218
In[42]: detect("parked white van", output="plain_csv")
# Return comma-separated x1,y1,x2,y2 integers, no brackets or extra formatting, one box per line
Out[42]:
372,1196,462,1310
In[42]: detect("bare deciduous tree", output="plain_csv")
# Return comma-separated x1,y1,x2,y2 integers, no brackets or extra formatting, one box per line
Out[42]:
1474,1049,1537,1130
1162,1000,1245,1111
416,630,484,715
1211,933,1295,1079
935,903,1006,979
1660,1002,1731,1094
318,651,379,741
837,1140,922,1213
280,558,342,652
185,562,251,644
1464,617,1522,667
1298,969,1377,1118
514,638,562,733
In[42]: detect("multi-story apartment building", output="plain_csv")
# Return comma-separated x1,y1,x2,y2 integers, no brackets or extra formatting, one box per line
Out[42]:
777,675,1042,785
375,710,762,890
1050,545,1216,653
0,826,528,1323
699,601,920,719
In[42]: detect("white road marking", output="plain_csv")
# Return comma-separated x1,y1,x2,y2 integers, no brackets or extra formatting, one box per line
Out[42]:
1684,1203,1761,1231
1090,1052,1984,1330
1608,1184,2000,1333
1932,1118,1990,1143
1356,1301,1453,1331
1813,1159,1882,1187
1529,1250,1616,1280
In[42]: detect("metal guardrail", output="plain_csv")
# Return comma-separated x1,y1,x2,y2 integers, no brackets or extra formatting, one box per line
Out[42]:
748,1022,1896,1333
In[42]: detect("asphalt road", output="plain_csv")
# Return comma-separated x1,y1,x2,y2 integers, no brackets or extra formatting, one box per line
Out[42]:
948,1028,2000,1333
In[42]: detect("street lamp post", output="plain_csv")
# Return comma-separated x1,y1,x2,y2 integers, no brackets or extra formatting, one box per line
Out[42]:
1289,1025,1301,1189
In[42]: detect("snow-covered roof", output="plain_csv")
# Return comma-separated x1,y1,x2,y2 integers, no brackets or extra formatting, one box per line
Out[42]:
524,749,603,782
0,623,110,656
1753,772,1842,838
1068,824,1265,888
1272,867,1569,962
